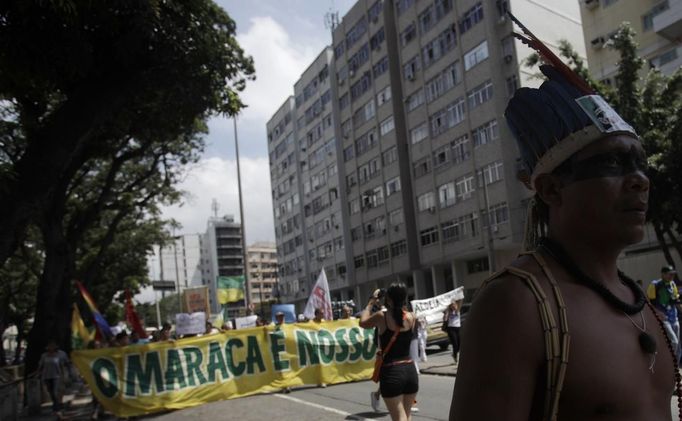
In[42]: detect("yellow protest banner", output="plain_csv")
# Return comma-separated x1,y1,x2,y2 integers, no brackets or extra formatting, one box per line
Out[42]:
71,319,376,417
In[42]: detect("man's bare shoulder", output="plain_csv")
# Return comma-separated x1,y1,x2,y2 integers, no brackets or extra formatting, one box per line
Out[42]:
471,254,546,325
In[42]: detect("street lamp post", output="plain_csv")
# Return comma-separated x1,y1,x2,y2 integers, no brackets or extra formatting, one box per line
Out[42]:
233,117,251,312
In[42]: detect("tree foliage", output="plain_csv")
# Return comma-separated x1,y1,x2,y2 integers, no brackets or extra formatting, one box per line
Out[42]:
0,0,255,371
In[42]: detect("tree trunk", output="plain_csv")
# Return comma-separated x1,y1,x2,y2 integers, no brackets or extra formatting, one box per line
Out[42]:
664,227,682,265
0,79,131,268
654,223,675,266
24,218,74,374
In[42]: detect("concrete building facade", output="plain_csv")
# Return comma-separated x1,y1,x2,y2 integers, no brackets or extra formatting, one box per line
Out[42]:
148,233,206,294
579,0,682,81
202,215,245,315
246,242,279,306
268,0,591,310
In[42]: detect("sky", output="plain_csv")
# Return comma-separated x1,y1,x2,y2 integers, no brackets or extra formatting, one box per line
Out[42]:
160,0,357,245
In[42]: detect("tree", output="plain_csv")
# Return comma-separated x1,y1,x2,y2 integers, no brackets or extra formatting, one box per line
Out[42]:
0,0,254,267
0,227,40,365
525,24,682,264
0,1,255,371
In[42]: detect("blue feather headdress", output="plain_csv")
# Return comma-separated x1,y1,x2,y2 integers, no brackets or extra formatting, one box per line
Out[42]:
504,12,637,190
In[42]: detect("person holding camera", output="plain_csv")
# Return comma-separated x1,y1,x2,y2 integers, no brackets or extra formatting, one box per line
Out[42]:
360,283,418,421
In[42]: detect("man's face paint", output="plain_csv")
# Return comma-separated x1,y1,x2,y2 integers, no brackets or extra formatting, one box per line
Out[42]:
554,146,647,183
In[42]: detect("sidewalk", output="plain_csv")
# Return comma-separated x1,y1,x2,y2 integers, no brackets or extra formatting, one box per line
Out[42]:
19,384,101,421
418,348,458,377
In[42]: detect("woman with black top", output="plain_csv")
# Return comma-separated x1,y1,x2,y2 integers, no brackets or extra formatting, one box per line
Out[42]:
360,283,418,421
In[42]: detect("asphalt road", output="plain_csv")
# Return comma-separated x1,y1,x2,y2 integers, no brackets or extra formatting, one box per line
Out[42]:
147,372,455,421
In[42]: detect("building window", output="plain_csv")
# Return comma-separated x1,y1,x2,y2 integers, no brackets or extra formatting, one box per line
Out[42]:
438,181,456,208
377,246,390,263
370,27,385,50
339,93,350,110
506,74,518,97
451,135,471,164
455,175,475,201
373,56,389,78
344,145,354,162
368,1,383,22
430,98,465,136
346,16,368,50
334,42,345,58
401,22,417,46
459,2,484,34
420,226,439,246
464,41,489,71
483,202,510,227
404,55,420,81
389,209,404,227
651,47,679,67
350,72,373,102
442,212,479,242
422,26,457,68
417,191,436,212
472,120,499,147
382,146,398,166
377,85,392,106
477,161,504,185
353,99,376,128
433,144,450,170
390,240,407,257
425,61,460,103
642,1,669,31
467,80,493,109
380,116,395,136
467,257,489,274
410,123,429,144
354,255,365,268
419,5,435,34
601,0,619,6
349,198,360,214
413,156,431,177
386,177,401,196
396,0,415,16
406,89,425,112
348,43,370,74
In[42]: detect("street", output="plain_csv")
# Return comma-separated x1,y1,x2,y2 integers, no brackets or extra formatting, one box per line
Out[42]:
148,372,454,421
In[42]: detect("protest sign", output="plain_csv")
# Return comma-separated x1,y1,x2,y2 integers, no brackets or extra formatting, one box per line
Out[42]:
234,315,258,329
175,312,206,336
410,287,464,325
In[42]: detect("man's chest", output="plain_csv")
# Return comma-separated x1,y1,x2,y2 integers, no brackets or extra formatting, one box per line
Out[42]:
557,290,676,418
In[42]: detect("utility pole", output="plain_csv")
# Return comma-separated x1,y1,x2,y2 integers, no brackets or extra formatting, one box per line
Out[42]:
233,116,251,311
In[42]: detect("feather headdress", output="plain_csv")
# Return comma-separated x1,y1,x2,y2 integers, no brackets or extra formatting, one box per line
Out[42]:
504,11,637,190
503,12,638,250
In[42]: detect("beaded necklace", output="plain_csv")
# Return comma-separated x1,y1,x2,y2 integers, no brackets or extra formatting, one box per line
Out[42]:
539,237,682,417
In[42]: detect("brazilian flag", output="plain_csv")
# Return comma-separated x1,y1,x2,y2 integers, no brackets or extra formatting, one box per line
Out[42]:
216,275,245,304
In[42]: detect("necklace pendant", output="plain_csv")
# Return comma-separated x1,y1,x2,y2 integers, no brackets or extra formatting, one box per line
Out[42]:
639,331,657,354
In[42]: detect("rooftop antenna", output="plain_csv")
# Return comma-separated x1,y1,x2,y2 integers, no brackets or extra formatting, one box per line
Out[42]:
324,1,339,31
211,198,219,218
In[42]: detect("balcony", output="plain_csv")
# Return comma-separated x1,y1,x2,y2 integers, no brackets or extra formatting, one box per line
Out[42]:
654,0,682,40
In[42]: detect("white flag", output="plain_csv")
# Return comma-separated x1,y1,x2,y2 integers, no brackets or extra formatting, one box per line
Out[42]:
303,268,333,320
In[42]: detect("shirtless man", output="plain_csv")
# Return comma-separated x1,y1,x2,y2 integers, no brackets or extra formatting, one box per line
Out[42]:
449,15,677,421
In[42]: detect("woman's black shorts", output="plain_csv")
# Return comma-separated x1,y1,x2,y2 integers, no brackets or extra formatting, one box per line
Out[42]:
379,362,419,398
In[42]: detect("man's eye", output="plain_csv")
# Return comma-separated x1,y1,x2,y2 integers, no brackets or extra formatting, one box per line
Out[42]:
599,155,621,167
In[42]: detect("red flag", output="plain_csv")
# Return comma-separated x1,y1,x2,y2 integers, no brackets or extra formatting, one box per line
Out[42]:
125,289,147,338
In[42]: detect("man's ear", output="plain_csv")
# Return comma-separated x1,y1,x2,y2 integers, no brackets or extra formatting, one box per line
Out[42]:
534,174,563,207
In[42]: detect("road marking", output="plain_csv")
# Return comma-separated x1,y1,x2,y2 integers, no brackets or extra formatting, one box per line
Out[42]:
274,393,369,420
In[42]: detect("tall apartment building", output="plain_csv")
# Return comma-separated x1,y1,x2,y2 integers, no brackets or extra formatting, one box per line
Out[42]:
580,0,682,81
246,242,278,306
268,0,587,310
202,215,245,316
148,233,206,294
267,49,351,307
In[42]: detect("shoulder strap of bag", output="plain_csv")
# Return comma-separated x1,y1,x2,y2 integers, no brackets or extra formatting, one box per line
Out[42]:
379,311,406,357
478,253,569,421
